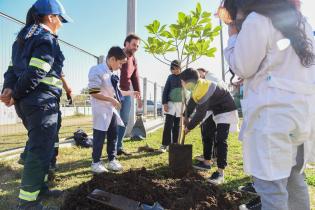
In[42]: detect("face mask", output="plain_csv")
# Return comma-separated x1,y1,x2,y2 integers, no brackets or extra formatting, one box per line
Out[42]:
184,82,196,91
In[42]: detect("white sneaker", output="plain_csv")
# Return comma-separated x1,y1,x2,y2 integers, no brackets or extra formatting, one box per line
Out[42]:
107,159,123,172
207,171,224,185
91,161,108,174
159,145,168,153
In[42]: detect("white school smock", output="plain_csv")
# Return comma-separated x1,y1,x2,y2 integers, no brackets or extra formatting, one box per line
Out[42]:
88,63,124,131
165,101,182,117
224,12,315,181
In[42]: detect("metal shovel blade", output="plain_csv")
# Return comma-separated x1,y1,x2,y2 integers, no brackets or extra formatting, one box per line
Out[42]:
87,189,141,210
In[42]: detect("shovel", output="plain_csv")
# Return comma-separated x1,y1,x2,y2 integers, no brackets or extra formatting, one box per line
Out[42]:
87,189,164,210
169,89,192,178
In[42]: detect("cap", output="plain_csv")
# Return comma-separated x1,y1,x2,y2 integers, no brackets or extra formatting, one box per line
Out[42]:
33,0,73,23
170,60,180,70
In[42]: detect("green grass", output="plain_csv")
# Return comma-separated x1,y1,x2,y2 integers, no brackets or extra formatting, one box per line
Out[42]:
0,115,92,152
0,128,314,209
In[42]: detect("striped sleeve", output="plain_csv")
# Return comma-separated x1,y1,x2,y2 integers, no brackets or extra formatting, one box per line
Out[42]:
13,36,55,100
88,67,101,94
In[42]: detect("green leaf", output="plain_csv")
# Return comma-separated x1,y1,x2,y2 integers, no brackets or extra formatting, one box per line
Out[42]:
191,17,198,26
192,54,197,61
170,24,179,38
178,12,186,24
160,30,173,38
201,11,211,18
199,17,210,25
196,3,202,15
213,25,222,33
204,23,212,30
145,24,154,34
167,47,177,52
158,24,167,33
206,47,217,57
152,20,160,33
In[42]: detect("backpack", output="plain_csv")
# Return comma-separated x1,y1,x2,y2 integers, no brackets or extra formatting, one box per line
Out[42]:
73,129,93,148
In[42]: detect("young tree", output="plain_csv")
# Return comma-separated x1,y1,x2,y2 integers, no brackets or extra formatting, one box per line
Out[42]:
143,2,221,68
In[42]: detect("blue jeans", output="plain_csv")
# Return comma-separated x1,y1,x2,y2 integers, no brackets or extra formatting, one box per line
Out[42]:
92,114,117,162
253,145,310,210
116,96,131,151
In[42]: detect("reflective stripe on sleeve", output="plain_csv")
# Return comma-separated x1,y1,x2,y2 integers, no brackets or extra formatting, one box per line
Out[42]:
29,57,51,72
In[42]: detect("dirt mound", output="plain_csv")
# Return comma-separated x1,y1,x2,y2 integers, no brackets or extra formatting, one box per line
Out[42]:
61,168,244,210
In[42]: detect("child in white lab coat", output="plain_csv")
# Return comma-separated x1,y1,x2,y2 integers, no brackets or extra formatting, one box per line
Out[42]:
224,0,315,209
88,46,139,173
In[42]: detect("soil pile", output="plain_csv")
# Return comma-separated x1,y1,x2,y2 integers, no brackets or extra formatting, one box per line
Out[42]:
61,168,244,210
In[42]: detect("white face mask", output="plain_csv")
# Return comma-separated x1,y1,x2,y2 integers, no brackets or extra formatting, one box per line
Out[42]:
183,81,196,91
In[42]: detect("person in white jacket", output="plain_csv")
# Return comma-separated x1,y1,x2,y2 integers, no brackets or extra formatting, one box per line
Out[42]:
224,0,315,209
88,47,139,174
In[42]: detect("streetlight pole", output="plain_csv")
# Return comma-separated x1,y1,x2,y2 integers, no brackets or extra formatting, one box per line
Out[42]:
127,0,136,33
125,0,137,137
219,19,225,82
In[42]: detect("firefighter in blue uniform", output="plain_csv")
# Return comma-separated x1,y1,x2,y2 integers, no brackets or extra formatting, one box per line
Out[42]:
0,0,72,209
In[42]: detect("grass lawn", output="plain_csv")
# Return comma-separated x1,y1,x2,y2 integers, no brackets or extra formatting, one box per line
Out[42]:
0,127,314,209
0,115,92,152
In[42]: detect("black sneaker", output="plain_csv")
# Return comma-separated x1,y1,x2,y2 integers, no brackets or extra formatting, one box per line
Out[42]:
238,182,257,195
193,161,211,171
117,149,132,156
18,158,25,165
207,171,224,185
239,197,261,210
38,189,63,199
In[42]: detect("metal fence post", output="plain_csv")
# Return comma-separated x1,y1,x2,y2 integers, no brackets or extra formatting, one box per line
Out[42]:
143,78,147,116
161,86,164,117
98,55,104,64
154,82,157,118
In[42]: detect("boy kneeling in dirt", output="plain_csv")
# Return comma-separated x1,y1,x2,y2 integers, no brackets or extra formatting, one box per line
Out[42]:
181,68,238,184
88,46,139,173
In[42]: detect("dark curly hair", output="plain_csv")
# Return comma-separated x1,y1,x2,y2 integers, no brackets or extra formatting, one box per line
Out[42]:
223,0,315,67
17,6,44,47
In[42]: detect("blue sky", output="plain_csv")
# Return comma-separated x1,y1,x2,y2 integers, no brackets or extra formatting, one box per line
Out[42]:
1,0,314,93
0,0,224,90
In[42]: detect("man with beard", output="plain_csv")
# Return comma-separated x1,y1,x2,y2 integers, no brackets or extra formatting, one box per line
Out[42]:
116,34,142,156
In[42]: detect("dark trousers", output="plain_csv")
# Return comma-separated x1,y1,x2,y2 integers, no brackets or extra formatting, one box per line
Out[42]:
215,123,230,169
162,114,180,146
21,110,61,168
50,110,62,167
92,114,117,163
200,115,216,161
15,93,59,202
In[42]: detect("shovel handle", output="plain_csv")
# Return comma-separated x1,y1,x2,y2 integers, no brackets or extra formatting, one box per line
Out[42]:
178,89,187,145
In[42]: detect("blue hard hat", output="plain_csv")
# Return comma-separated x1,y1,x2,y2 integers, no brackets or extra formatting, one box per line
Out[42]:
33,0,73,23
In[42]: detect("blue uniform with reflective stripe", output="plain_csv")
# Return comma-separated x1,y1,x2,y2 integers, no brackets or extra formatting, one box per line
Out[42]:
2,24,64,203
3,24,64,99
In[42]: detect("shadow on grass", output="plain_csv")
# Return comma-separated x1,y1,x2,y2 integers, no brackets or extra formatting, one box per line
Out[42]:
115,150,163,161
0,163,22,210
220,176,252,192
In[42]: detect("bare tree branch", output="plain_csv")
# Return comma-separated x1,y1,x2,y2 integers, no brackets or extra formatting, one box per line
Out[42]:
155,33,176,47
162,54,172,63
187,55,202,66
152,54,170,66
175,38,180,62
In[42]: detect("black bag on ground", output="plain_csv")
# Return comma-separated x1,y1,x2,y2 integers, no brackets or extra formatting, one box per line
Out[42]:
73,129,93,148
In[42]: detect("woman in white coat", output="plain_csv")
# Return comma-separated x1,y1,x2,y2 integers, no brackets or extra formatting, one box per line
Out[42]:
224,0,315,209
